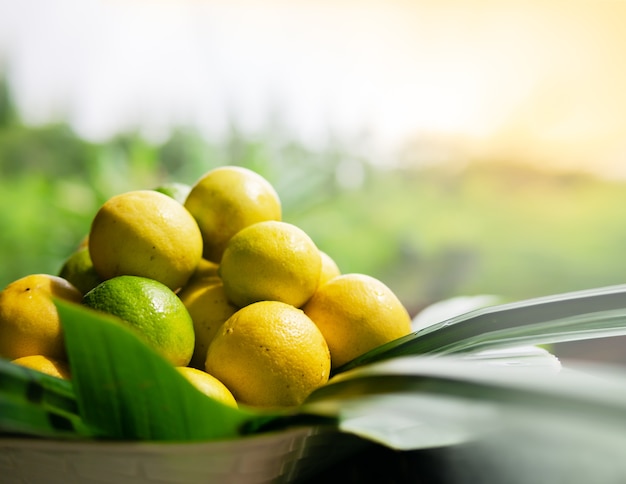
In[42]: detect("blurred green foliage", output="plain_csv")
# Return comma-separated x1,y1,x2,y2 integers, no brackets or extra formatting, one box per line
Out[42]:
1,76,625,315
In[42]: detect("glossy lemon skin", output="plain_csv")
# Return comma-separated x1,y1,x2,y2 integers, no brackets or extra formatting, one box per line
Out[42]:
12,354,71,380
205,301,330,408
89,190,203,291
176,366,238,408
303,273,412,369
0,274,82,360
184,166,282,263
219,221,322,308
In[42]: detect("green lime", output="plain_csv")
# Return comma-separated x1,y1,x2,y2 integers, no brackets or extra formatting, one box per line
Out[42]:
83,275,195,366
58,247,102,295
153,182,192,205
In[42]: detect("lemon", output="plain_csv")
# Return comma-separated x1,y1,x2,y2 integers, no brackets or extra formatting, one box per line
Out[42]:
0,274,82,360
153,182,192,205
318,250,341,286
58,247,102,295
89,190,203,291
184,166,282,263
303,274,412,369
186,258,220,286
205,301,330,408
176,366,238,408
178,278,238,370
83,275,195,366
12,355,71,380
219,221,321,308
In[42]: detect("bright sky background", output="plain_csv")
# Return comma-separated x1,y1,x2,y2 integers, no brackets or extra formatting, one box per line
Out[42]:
1,0,626,177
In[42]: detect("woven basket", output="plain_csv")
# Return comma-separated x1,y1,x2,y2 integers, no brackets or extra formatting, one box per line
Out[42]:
0,426,367,484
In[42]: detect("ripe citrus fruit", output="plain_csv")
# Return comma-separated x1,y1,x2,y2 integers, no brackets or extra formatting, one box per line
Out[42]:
0,274,82,360
58,247,102,295
303,273,412,369
178,278,238,370
318,250,341,286
219,221,321,308
186,258,220,286
184,166,282,262
88,190,203,291
12,355,71,380
83,275,195,366
205,301,330,408
176,366,238,408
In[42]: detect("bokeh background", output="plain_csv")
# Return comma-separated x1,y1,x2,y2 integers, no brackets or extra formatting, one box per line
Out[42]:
2,0,626,322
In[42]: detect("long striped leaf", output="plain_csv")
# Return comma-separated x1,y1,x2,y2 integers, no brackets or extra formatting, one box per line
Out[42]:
336,284,626,373
305,354,626,453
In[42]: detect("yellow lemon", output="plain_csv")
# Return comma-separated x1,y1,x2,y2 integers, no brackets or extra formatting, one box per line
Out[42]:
219,221,321,308
58,247,102,295
176,366,238,408
178,278,238,370
205,301,330,408
184,166,282,263
0,274,82,360
303,274,412,369
83,275,195,366
318,250,341,286
186,258,220,287
89,190,203,291
12,355,71,380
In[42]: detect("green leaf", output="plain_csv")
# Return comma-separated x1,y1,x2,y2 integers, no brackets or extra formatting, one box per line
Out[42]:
0,358,95,438
304,354,626,451
336,284,626,373
56,300,274,441
461,344,562,371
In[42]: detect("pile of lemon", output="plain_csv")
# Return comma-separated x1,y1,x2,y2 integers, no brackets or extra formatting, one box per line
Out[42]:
0,166,412,409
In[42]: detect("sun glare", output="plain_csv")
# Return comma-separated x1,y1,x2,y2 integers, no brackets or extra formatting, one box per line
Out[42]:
1,1,626,177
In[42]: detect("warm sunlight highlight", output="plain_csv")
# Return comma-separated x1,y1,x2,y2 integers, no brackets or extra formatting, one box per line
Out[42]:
1,1,625,177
